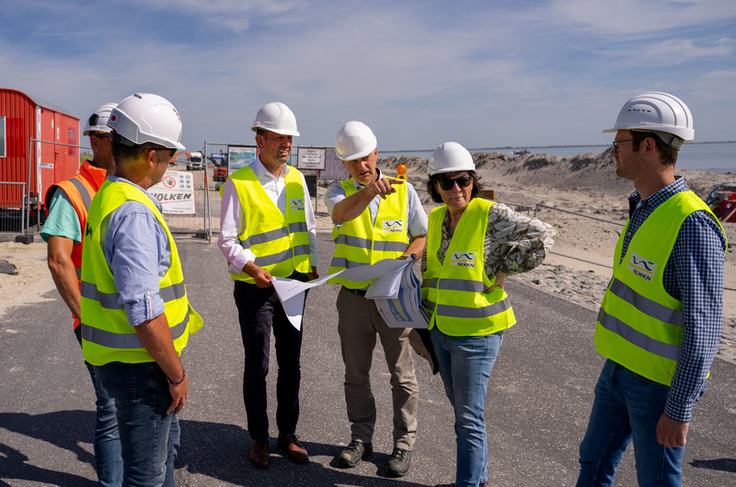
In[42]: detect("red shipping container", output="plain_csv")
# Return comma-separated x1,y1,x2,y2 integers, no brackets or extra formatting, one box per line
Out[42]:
0,88,80,211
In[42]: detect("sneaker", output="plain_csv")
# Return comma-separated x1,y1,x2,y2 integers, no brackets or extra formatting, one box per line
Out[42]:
338,440,373,467
386,447,412,477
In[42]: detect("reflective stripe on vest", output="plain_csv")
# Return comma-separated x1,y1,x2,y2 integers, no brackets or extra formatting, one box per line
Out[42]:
328,178,409,289
81,281,186,309
82,309,192,350
421,198,516,336
68,177,93,209
43,161,108,330
594,190,725,386
80,180,203,366
222,165,311,283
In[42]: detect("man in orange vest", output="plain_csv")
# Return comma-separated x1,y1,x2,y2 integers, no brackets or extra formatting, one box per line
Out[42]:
42,103,122,486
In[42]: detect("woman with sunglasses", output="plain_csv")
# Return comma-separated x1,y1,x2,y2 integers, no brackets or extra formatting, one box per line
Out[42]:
421,142,556,487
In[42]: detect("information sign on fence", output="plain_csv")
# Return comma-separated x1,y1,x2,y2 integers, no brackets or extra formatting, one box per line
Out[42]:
297,147,325,170
228,146,257,176
149,170,196,215
319,148,350,181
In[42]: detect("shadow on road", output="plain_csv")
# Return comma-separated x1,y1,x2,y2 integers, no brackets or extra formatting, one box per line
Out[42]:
178,419,430,486
690,458,736,473
0,411,429,486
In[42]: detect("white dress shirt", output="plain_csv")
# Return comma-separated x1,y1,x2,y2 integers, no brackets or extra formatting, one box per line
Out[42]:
217,156,319,274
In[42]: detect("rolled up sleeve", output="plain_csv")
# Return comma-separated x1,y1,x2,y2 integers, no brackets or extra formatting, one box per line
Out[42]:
104,202,168,326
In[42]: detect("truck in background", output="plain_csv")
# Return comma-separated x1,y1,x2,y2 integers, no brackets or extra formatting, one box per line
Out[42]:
187,151,204,171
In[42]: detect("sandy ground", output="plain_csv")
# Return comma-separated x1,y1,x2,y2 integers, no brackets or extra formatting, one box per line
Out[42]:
3,148,735,362
0,241,56,320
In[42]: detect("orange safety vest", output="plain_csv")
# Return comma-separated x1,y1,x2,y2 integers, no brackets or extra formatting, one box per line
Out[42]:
44,160,108,330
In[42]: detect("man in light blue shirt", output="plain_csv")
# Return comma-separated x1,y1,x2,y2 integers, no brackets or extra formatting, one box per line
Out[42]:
326,121,427,477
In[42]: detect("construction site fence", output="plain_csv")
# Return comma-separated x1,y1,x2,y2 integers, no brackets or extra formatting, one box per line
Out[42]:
533,203,736,291
159,164,213,241
0,182,28,235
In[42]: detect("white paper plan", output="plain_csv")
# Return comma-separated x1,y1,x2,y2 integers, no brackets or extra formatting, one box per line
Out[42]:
271,258,420,330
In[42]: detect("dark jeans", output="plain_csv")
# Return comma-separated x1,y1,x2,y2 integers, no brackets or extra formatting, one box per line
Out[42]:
234,272,309,440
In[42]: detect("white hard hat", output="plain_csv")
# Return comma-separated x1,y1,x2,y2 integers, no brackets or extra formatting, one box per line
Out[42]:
83,103,117,136
335,121,377,161
107,93,185,151
603,91,694,149
250,102,300,136
428,142,476,176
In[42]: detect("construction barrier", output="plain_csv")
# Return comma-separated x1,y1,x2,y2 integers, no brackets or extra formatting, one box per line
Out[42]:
534,203,736,291
0,182,28,235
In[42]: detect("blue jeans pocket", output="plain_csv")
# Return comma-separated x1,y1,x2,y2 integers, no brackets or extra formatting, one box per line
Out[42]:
633,372,668,388
96,362,138,406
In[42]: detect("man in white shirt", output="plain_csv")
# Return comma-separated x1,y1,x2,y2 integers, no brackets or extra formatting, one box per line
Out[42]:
218,102,319,469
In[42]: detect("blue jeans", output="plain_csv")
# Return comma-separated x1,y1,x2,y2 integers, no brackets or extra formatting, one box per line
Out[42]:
75,327,123,487
576,359,700,487
430,327,504,487
95,361,179,487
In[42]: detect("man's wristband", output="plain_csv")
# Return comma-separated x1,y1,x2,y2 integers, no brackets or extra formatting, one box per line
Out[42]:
167,369,186,386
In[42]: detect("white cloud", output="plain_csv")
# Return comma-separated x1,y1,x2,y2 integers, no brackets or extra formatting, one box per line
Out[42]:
545,0,736,38
1,1,735,147
702,69,736,79
595,36,734,66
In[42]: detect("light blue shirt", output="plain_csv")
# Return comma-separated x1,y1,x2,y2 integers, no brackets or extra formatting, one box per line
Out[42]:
102,176,171,327
324,169,428,238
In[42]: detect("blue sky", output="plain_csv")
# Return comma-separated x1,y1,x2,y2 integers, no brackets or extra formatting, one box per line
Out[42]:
1,0,734,153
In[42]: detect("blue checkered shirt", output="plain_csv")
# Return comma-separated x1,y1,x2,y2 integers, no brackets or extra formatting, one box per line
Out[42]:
622,177,726,423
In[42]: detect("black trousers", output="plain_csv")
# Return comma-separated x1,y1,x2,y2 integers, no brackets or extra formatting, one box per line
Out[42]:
233,272,309,441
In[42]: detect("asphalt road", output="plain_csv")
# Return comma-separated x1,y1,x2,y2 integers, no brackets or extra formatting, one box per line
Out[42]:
1,232,734,486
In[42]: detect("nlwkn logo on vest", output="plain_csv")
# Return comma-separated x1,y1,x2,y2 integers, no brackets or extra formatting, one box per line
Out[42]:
451,252,476,268
628,252,657,282
382,219,404,233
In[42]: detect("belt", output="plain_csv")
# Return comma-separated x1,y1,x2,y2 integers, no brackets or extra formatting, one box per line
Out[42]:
343,286,367,297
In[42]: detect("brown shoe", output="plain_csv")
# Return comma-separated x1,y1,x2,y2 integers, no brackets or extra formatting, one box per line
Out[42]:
250,439,270,468
278,433,309,463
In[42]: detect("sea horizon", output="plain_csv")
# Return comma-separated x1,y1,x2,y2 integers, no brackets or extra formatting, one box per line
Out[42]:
377,141,736,174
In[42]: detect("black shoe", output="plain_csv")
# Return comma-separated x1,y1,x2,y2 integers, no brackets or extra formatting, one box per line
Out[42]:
338,440,373,468
249,439,270,468
386,447,412,477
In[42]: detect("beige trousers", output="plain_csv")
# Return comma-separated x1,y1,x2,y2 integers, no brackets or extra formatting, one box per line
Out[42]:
336,286,419,450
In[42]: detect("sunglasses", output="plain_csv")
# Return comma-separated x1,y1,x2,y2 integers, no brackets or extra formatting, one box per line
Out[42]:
438,177,472,191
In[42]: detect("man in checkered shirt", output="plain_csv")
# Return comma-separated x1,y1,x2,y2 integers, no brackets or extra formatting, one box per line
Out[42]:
575,92,727,487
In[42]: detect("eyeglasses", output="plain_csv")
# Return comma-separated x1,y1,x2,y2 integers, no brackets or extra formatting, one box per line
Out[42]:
89,131,109,138
611,139,635,150
438,177,472,191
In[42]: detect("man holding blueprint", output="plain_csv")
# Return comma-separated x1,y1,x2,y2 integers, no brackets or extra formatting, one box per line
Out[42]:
325,121,427,477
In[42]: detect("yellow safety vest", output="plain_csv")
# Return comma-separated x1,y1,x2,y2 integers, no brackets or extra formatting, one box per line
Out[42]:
422,198,516,336
328,178,409,289
221,165,311,283
595,191,725,386
80,180,203,366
